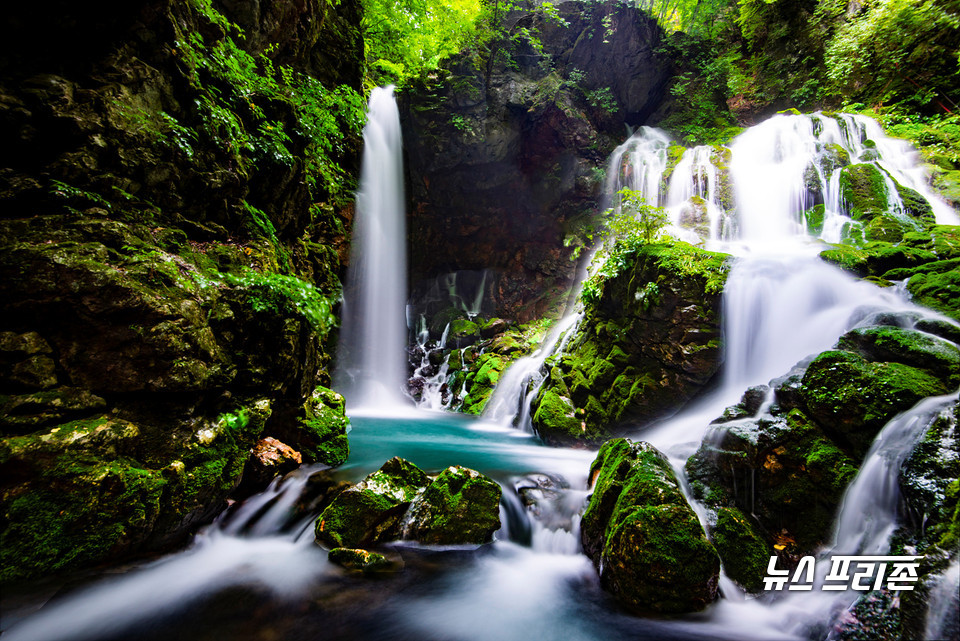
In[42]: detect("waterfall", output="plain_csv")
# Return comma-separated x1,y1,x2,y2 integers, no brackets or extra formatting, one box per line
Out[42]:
336,86,409,410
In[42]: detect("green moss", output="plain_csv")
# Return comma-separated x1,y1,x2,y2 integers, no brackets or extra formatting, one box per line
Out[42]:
532,389,584,441
906,263,960,321
710,508,769,593
801,350,948,457
820,244,869,276
839,164,890,221
315,457,429,549
838,326,960,385
298,386,350,466
804,204,825,236
402,466,501,544
0,454,167,582
581,439,719,614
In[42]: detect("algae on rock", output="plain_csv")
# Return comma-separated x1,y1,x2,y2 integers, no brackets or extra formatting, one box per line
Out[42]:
581,438,720,614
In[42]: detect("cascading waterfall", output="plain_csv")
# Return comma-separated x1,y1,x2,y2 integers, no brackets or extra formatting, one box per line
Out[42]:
6,111,958,641
335,86,409,410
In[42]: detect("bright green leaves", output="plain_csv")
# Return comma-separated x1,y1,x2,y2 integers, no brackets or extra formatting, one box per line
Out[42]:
361,0,484,87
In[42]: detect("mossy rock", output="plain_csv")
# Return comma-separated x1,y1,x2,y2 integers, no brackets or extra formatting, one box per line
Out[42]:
899,401,959,551
448,318,481,344
400,465,501,545
296,386,350,466
532,389,588,442
532,242,729,443
687,408,859,554
838,326,960,386
800,350,948,457
709,507,770,593
906,261,960,322
839,163,890,221
428,307,468,336
0,402,270,582
804,204,826,236
327,547,395,572
581,439,719,614
315,457,429,549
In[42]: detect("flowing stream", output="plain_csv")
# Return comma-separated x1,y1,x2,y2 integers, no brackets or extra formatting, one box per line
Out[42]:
4,104,959,641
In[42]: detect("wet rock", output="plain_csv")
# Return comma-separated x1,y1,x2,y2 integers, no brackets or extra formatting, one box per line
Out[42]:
532,242,729,444
0,386,107,434
687,409,857,554
243,437,302,489
712,385,769,423
315,458,502,550
708,507,770,593
899,401,959,550
800,350,949,457
291,386,350,467
838,326,960,385
315,457,429,549
328,547,396,572
582,438,720,614
401,466,502,545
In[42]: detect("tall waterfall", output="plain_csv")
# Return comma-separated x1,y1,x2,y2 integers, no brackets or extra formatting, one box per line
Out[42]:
336,87,409,410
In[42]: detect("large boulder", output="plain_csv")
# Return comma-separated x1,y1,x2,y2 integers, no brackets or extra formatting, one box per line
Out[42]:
581,438,720,614
687,408,857,555
401,466,502,545
531,241,729,444
315,458,502,549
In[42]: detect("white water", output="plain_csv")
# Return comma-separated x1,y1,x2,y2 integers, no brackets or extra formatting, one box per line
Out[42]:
336,86,409,410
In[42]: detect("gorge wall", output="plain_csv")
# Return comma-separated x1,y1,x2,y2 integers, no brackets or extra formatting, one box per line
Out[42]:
0,0,363,581
401,1,674,322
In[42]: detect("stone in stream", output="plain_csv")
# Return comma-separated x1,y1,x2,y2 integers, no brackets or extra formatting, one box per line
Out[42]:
581,438,720,614
327,547,397,572
315,457,501,550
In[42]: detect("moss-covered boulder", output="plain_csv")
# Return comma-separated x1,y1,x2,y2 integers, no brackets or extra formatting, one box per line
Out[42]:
800,350,949,457
315,458,502,550
400,466,502,544
840,164,891,221
531,241,729,444
899,401,960,551
315,457,429,549
0,402,273,582
293,386,350,467
687,408,858,554
581,438,720,614
709,507,770,593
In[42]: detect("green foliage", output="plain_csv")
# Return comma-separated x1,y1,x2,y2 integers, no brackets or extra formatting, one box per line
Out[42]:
825,0,960,111
166,2,366,203
657,34,740,145
362,0,484,87
225,270,338,334
580,188,670,306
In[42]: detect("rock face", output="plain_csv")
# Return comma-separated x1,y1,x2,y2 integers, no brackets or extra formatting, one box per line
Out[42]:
402,1,672,321
0,0,363,581
687,317,960,557
581,438,720,614
531,241,729,444
315,458,502,549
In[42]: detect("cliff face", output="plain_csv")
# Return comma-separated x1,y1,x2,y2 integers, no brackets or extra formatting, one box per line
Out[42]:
402,1,672,323
0,0,363,581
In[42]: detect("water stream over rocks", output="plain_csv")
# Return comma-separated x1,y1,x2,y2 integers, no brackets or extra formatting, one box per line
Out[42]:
4,100,959,641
